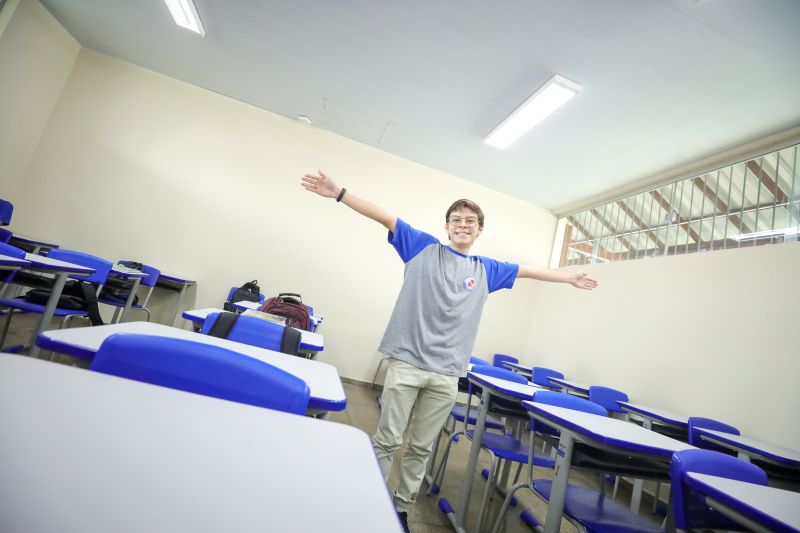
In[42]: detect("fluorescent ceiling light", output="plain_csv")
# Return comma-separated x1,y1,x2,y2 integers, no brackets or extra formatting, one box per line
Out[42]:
729,227,799,242
484,74,581,149
164,0,205,36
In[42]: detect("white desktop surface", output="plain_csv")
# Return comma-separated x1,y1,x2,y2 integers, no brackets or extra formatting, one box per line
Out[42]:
502,361,532,373
617,401,689,426
23,252,95,274
686,472,800,533
697,428,800,465
38,321,345,411
467,372,542,399
0,253,29,268
111,264,148,278
0,354,400,533
525,402,695,454
548,377,591,392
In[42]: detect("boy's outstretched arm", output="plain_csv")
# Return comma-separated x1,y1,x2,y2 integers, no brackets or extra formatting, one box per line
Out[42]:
301,170,397,232
517,265,598,290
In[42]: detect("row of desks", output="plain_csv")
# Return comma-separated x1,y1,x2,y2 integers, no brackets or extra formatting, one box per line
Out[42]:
0,354,402,533
445,370,800,533
37,321,340,415
501,362,800,474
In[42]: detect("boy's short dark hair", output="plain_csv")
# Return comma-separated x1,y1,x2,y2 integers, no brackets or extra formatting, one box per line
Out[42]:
446,199,484,228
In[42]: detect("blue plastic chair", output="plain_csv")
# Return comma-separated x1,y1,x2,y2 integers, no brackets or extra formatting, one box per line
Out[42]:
494,392,679,533
201,311,300,355
670,448,768,531
432,366,559,529
492,353,518,368
688,416,740,454
91,333,310,414
588,386,628,416
426,355,505,493
484,390,610,532
0,249,113,351
0,228,11,243
531,366,564,390
99,262,161,323
0,199,12,226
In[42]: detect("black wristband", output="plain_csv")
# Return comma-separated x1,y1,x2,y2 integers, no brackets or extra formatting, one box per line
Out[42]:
336,188,347,202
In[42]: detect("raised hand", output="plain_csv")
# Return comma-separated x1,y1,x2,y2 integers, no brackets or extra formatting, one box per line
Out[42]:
301,170,341,199
570,271,598,290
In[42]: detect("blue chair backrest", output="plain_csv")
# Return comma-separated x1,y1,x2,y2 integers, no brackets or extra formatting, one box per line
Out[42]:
91,333,310,415
0,242,25,283
588,386,628,414
470,356,491,366
0,199,12,225
492,353,518,368
688,416,740,449
0,228,11,243
306,305,313,315
139,264,161,287
531,366,564,389
670,449,767,531
200,312,284,352
531,390,607,435
0,241,25,259
47,249,112,285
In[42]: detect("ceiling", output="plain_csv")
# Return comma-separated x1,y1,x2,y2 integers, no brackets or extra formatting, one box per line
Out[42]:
40,0,800,211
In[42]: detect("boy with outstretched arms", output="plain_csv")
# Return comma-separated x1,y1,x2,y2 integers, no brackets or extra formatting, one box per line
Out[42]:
301,170,597,532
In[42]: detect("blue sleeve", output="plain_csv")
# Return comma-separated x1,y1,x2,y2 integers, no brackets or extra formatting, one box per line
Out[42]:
478,256,519,293
388,218,439,263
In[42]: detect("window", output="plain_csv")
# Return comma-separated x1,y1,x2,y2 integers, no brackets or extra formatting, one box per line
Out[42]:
553,144,799,266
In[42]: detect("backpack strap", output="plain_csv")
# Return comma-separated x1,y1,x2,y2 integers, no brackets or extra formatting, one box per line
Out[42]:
77,281,104,326
280,326,301,356
207,312,239,339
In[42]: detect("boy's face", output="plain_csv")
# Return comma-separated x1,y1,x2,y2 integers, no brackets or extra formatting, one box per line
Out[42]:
445,207,483,250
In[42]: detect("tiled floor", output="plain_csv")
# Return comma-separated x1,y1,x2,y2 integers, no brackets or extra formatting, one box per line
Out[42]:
330,381,665,533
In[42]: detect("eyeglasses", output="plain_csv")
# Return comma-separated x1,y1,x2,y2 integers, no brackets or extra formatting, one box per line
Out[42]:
448,216,479,227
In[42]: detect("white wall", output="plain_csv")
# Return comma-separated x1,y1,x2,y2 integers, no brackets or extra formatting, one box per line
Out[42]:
525,242,800,448
0,0,79,198
10,45,557,382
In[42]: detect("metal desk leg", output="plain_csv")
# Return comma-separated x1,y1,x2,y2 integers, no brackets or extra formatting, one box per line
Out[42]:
440,388,490,532
630,417,653,513
28,273,67,358
542,432,574,533
117,278,141,323
169,283,188,326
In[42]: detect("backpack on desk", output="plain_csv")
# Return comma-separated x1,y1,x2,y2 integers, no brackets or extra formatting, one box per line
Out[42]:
224,280,261,312
259,293,310,331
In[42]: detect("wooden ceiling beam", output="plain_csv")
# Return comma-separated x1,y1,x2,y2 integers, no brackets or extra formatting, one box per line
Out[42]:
590,208,633,250
692,176,751,234
650,190,701,244
746,160,789,205
616,200,665,250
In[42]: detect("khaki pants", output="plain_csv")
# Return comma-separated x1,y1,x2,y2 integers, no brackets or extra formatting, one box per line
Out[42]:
372,358,459,512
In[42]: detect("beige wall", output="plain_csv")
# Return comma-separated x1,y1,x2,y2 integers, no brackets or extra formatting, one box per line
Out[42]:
11,0,796,452
11,47,557,382
525,242,800,448
0,0,79,198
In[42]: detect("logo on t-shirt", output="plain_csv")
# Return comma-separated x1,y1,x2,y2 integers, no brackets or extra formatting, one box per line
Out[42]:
463,276,476,290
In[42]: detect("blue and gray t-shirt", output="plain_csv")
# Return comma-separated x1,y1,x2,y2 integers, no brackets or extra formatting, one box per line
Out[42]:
378,218,519,377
